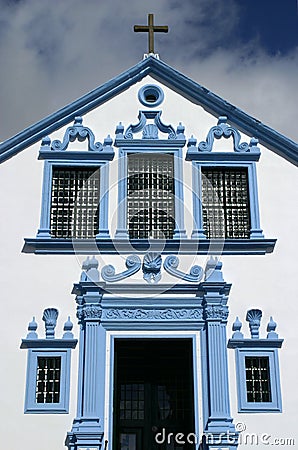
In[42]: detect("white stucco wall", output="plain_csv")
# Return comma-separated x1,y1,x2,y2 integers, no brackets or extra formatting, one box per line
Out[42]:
0,78,297,449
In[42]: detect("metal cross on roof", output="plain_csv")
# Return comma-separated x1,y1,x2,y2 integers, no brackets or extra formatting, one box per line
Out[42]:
134,14,168,54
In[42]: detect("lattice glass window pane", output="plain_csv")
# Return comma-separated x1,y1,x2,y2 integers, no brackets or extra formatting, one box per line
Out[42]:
36,357,61,403
119,384,145,420
245,356,272,403
201,167,250,239
50,167,100,238
127,154,175,239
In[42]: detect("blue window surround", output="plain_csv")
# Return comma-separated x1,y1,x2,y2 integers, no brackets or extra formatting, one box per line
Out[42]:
21,341,77,414
228,310,283,414
36,117,114,241
22,108,276,255
36,160,110,240
114,146,186,240
186,117,265,245
106,333,201,448
229,343,283,413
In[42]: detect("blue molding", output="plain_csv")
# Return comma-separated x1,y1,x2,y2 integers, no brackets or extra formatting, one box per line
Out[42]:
227,339,283,349
22,237,277,255
0,57,297,165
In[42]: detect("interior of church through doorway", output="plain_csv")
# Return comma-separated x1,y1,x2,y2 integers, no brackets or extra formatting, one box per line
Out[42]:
113,339,195,450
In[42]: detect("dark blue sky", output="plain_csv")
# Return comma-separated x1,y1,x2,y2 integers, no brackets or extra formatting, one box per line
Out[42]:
0,0,297,141
236,0,298,54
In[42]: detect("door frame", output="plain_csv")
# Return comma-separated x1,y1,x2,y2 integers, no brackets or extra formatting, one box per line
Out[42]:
104,331,202,450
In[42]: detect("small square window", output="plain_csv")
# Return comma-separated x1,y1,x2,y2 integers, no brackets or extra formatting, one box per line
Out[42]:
24,350,72,414
234,349,282,413
36,357,61,404
245,356,271,403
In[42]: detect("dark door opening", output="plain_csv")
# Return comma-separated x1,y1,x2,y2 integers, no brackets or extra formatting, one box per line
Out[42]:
113,339,195,450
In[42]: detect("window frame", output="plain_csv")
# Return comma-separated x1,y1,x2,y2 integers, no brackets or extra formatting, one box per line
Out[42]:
191,160,264,240
126,152,176,239
235,348,282,413
201,165,251,239
37,160,110,240
24,349,71,414
115,147,186,240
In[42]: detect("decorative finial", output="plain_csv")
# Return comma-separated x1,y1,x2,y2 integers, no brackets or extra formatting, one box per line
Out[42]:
204,256,224,282
63,316,74,339
26,316,38,339
267,316,278,339
134,14,168,55
42,308,59,339
246,309,262,339
74,116,83,126
232,316,243,339
81,256,100,282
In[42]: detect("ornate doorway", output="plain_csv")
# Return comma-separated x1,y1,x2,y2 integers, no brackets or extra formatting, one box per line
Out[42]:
114,339,195,450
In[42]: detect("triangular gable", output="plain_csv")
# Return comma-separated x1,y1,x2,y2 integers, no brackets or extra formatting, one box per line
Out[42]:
0,56,297,166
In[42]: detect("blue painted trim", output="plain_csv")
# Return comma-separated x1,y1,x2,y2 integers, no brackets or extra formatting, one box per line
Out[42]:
115,139,186,148
23,348,73,414
190,160,265,240
1,57,297,165
36,159,111,240
115,147,186,239
107,332,201,450
23,237,276,254
21,339,77,349
234,348,282,413
228,339,283,349
37,161,52,238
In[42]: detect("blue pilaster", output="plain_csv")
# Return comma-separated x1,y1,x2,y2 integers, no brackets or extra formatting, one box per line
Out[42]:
200,259,238,449
66,260,106,450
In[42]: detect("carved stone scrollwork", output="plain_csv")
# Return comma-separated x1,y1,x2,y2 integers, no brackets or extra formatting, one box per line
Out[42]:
50,117,103,151
101,255,141,282
204,305,229,321
103,308,203,321
77,305,102,322
164,256,204,282
41,117,114,156
198,116,259,153
123,110,179,140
